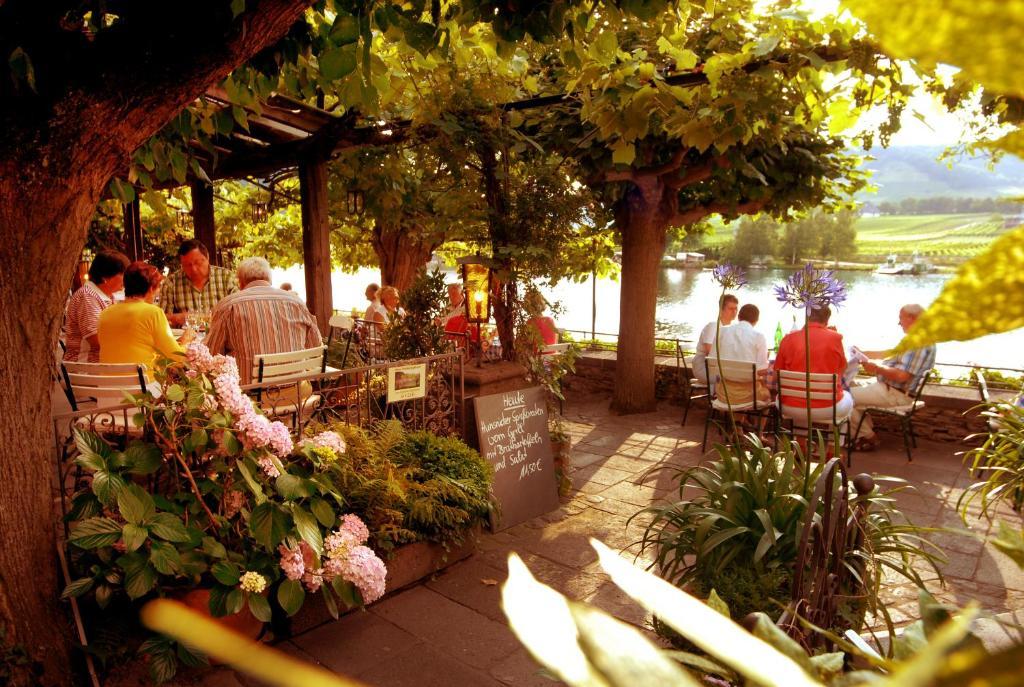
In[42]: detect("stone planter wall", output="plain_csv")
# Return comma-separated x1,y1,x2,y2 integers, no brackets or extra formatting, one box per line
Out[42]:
287,530,480,635
565,351,998,445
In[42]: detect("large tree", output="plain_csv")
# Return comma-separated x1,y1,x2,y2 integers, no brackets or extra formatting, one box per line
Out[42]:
534,3,910,412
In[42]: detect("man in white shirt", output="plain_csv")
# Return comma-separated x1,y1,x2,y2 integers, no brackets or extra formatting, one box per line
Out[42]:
712,303,770,405
692,293,738,384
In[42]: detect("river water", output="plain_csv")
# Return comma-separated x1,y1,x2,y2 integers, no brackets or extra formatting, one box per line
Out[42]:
271,264,1022,375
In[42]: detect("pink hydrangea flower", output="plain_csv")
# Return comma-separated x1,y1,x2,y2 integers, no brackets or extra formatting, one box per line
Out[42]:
338,545,387,603
269,421,294,456
310,431,346,455
324,530,359,559
339,514,369,545
257,455,280,478
278,543,305,581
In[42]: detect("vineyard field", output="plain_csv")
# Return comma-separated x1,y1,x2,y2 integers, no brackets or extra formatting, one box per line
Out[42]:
698,213,1017,261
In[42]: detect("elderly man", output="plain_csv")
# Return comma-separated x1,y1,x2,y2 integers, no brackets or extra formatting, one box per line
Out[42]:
205,257,323,384
849,304,936,450
161,239,238,327
692,293,738,384
712,303,770,405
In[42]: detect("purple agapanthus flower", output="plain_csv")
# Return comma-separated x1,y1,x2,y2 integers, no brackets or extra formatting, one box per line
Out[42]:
774,262,847,314
712,263,748,290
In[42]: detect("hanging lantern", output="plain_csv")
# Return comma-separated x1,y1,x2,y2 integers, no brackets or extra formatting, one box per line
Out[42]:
251,199,270,224
346,189,365,215
176,207,193,230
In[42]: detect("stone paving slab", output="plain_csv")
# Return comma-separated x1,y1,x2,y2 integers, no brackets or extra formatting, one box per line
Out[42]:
201,396,1024,687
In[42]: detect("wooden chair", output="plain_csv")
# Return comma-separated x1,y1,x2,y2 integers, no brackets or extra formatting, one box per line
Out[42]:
776,370,852,459
60,361,148,412
849,371,932,464
252,346,327,425
702,358,775,451
679,349,709,426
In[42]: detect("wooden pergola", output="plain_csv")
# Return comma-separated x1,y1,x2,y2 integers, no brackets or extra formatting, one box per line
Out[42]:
121,89,402,333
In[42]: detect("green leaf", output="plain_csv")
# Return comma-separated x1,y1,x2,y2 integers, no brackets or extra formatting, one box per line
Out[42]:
250,502,289,549
202,536,228,559
248,593,272,622
221,430,242,456
237,458,266,503
69,517,123,549
147,644,177,684
187,428,209,455
118,484,156,525
73,429,111,471
276,472,316,499
611,142,636,166
165,384,185,402
226,588,245,615
123,561,157,599
108,177,136,204
319,46,358,80
706,589,731,618
230,0,246,19
92,470,127,506
212,561,241,586
149,513,190,542
61,577,95,599
330,13,360,45
149,541,182,575
277,579,305,616
991,520,1024,570
310,498,336,528
124,442,162,475
122,523,149,552
8,47,36,91
208,584,230,617
180,550,208,577
332,577,360,609
291,507,323,555
322,583,339,619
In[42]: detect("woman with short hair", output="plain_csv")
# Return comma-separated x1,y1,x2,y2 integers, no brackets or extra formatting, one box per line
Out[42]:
64,250,130,362
98,262,187,371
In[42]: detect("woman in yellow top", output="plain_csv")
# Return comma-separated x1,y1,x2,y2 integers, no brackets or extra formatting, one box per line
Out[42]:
99,261,186,371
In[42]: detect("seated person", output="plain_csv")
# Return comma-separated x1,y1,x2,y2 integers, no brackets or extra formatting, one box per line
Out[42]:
692,294,738,384
444,313,479,348
523,289,558,348
204,257,323,385
379,285,405,323
849,304,936,450
711,303,770,405
774,305,852,426
99,262,186,372
364,282,387,323
64,250,130,362
160,239,238,327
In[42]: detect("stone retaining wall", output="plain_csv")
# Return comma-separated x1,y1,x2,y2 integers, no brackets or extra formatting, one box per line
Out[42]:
565,351,996,444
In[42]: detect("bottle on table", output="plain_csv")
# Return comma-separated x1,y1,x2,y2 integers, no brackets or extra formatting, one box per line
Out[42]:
773,322,783,352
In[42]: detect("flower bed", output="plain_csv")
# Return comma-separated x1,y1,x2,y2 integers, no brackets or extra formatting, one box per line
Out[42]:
60,343,492,684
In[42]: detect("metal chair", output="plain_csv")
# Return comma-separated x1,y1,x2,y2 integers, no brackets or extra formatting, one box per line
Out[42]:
849,371,932,464
679,347,709,426
327,313,356,367
60,361,149,412
776,370,852,460
702,358,776,451
353,318,387,364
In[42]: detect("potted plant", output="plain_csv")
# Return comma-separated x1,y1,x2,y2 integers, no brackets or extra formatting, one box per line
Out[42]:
61,343,389,683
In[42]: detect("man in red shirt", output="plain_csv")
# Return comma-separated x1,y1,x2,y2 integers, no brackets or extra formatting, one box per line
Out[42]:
774,306,852,426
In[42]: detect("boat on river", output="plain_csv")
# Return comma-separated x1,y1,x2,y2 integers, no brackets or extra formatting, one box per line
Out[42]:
876,253,935,276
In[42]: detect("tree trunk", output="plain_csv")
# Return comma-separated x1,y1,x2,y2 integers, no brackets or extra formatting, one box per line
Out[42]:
300,158,334,336
0,3,314,680
610,178,671,414
371,219,438,291
0,170,107,685
476,138,517,359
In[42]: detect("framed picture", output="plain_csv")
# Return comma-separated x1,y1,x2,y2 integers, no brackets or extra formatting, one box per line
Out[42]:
387,363,427,403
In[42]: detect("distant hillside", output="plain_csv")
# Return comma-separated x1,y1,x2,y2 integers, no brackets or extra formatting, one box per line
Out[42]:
856,145,1024,203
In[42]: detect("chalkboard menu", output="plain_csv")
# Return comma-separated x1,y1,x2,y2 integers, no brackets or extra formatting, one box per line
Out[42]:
473,386,560,531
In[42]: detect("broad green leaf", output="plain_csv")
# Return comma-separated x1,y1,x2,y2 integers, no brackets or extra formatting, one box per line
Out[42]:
141,599,364,685
896,225,1024,351
752,615,818,678
149,541,182,575
73,429,112,471
221,430,242,457
188,428,209,454
332,577,361,609
123,561,158,599
122,523,150,552
570,602,702,687
502,555,612,686
230,0,245,19
202,536,228,559
277,579,305,616
209,584,230,617
118,484,156,525
827,98,857,135
322,583,339,619
149,513,191,542
69,517,123,549
292,507,324,555
124,441,163,475
330,13,359,45
212,561,241,586
706,589,731,618
225,588,245,615
248,593,272,622
237,458,266,503
61,577,95,599
842,0,1024,99
319,46,358,80
878,606,980,687
276,472,317,499
611,142,636,166
165,384,185,402
250,502,289,549
591,540,819,687
147,643,177,684
990,520,1024,570
311,498,336,528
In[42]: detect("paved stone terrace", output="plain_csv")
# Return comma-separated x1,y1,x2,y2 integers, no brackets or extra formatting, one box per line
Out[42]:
202,397,1024,687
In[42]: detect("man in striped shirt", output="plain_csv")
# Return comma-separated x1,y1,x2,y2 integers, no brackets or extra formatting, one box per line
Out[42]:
849,304,936,450
205,257,322,384
161,239,238,327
